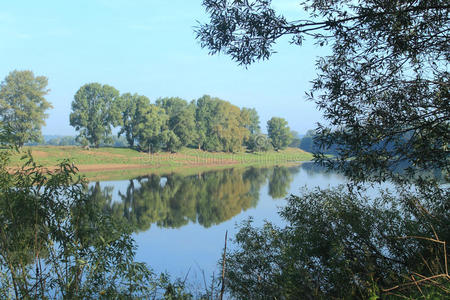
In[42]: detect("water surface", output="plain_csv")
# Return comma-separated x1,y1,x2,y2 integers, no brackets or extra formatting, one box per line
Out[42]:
90,163,346,282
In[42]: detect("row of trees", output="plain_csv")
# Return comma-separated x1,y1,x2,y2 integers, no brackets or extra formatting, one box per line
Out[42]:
0,71,294,153
69,83,294,152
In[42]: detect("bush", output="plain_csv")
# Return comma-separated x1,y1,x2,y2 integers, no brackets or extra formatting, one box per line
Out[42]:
224,184,449,299
0,149,193,299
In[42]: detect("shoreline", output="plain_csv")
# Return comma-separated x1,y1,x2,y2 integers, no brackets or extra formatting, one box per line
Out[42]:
5,146,314,181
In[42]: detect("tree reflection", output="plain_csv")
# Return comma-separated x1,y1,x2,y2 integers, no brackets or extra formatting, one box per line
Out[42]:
97,165,300,232
268,166,299,199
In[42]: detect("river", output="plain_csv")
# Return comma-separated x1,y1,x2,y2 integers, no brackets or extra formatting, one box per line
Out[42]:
87,162,347,286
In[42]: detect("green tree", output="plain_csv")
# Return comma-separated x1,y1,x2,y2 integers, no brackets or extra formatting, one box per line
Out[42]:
225,185,449,299
70,83,122,148
156,97,198,151
0,151,158,298
0,70,52,147
267,117,292,151
136,104,169,153
241,107,263,151
288,130,301,148
198,0,449,297
119,93,151,148
240,107,260,135
197,0,449,182
195,95,220,150
216,100,249,152
246,133,272,152
195,95,249,152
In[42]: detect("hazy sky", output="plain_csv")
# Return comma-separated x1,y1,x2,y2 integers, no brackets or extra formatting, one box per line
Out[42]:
0,0,329,135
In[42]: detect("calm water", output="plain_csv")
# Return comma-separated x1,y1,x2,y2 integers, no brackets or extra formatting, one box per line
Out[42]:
90,163,346,283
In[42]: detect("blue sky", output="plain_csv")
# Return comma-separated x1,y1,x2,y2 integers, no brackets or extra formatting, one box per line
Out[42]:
0,0,328,135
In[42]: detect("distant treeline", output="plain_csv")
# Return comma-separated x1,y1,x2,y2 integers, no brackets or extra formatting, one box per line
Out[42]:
69,83,295,153
0,71,296,152
295,129,338,155
27,135,129,148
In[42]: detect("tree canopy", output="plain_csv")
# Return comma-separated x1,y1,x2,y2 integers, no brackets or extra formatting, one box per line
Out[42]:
135,104,169,153
225,184,449,299
70,83,122,148
267,117,292,151
195,95,250,152
0,70,52,147
156,97,198,151
240,107,260,135
198,0,450,297
119,93,151,148
197,0,450,182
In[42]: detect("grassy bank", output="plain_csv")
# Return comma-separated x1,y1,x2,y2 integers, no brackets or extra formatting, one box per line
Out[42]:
6,146,313,181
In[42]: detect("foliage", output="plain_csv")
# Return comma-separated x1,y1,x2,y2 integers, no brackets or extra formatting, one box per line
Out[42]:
197,0,449,182
0,150,161,298
0,149,232,299
240,107,260,135
119,93,151,148
299,129,338,155
156,97,198,152
267,117,293,151
46,135,79,146
246,133,272,152
70,83,122,148
68,83,276,154
0,70,52,147
288,130,301,148
24,135,131,147
136,104,170,153
225,184,449,299
198,0,450,298
299,130,315,154
195,95,250,152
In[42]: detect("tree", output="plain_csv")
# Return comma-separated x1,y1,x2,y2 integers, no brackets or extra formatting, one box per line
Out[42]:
195,95,249,152
240,107,260,135
224,185,449,299
288,130,301,148
197,0,449,182
299,134,314,153
119,93,151,148
0,70,52,147
136,104,169,153
156,97,198,150
70,83,122,148
216,99,250,152
195,95,219,150
0,150,158,298
267,117,292,151
198,0,450,297
246,133,272,152
299,129,338,155
241,107,263,150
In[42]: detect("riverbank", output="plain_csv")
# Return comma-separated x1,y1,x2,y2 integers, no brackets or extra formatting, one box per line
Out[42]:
6,146,314,181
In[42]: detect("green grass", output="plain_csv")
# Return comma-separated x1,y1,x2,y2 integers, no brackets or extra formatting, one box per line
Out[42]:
5,146,313,181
